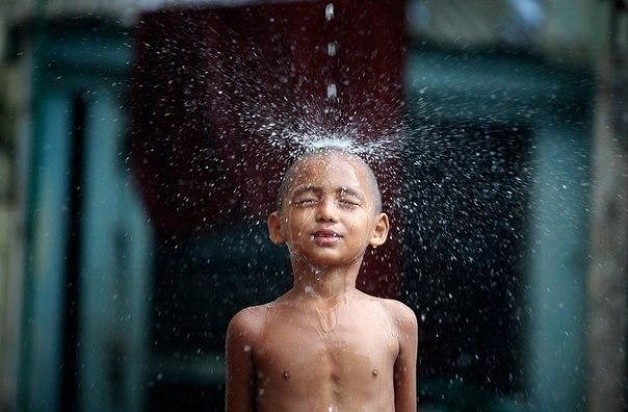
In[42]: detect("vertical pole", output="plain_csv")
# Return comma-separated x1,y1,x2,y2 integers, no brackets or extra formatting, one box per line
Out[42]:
587,3,627,410
18,0,47,410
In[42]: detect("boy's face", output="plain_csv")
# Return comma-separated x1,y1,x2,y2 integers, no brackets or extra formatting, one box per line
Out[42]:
268,152,389,267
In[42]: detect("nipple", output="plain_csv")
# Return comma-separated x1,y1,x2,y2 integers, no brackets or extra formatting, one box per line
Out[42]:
282,370,291,381
371,369,379,377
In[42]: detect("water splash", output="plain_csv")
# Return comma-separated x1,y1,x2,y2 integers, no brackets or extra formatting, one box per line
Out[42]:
269,125,403,162
134,7,594,402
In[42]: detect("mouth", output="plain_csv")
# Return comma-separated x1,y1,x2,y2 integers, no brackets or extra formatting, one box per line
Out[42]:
310,230,343,246
311,230,343,239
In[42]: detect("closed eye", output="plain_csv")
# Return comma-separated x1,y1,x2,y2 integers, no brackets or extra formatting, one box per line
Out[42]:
338,187,365,208
290,186,320,207
292,198,319,207
338,199,361,208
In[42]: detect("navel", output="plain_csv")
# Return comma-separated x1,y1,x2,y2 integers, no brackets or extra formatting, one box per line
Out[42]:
282,370,291,382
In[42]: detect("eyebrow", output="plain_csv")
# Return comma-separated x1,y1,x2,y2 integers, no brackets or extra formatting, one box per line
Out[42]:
338,186,366,201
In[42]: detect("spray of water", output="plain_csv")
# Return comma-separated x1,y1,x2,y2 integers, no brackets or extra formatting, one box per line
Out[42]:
133,7,539,278
134,5,592,394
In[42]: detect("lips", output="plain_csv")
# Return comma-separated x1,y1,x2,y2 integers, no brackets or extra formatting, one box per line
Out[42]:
311,229,343,245
311,229,343,238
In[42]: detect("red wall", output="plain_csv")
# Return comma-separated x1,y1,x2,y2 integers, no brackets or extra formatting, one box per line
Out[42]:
130,0,406,297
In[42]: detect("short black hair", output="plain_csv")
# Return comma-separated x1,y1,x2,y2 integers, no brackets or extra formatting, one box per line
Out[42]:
276,148,382,213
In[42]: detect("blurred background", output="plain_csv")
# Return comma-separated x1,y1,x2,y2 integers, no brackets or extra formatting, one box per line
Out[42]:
0,0,626,411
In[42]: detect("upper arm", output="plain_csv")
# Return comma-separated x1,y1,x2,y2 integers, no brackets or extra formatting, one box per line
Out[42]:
392,302,419,412
225,308,261,412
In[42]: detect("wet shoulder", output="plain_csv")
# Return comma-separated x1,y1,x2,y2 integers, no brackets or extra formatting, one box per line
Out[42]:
371,296,418,334
227,304,269,341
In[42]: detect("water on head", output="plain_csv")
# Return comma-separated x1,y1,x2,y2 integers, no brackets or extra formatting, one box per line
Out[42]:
275,145,384,215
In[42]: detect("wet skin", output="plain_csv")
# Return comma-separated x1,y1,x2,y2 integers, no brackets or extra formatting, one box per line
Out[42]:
226,152,418,412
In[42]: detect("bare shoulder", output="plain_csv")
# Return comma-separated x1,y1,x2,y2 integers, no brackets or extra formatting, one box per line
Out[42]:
377,297,418,333
227,304,268,340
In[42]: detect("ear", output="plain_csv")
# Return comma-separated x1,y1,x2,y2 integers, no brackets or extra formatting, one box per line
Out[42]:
267,211,286,245
369,212,389,247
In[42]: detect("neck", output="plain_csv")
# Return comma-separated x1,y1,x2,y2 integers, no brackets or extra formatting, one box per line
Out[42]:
289,259,362,302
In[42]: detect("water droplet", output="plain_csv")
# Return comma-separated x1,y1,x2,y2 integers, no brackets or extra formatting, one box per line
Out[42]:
327,41,337,56
327,83,337,99
325,3,334,21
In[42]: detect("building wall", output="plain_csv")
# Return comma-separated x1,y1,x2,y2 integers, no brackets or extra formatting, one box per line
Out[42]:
0,0,282,24
0,21,31,411
587,5,628,410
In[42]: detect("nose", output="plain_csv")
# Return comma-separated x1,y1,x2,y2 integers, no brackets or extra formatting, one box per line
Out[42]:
315,197,339,222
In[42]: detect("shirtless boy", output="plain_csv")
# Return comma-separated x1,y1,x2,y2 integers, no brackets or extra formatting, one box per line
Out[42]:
225,149,418,411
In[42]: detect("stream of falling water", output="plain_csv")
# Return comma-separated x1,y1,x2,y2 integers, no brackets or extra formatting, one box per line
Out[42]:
325,3,338,107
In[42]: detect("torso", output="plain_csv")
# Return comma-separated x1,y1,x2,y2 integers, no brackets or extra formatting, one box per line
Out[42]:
251,293,399,412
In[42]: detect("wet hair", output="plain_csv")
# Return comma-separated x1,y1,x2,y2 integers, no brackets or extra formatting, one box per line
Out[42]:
276,148,383,213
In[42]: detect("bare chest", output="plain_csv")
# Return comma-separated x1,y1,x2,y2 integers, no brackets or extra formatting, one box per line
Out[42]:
254,308,398,390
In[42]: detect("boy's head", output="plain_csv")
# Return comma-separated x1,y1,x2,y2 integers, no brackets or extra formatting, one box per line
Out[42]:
276,149,383,214
268,148,389,265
